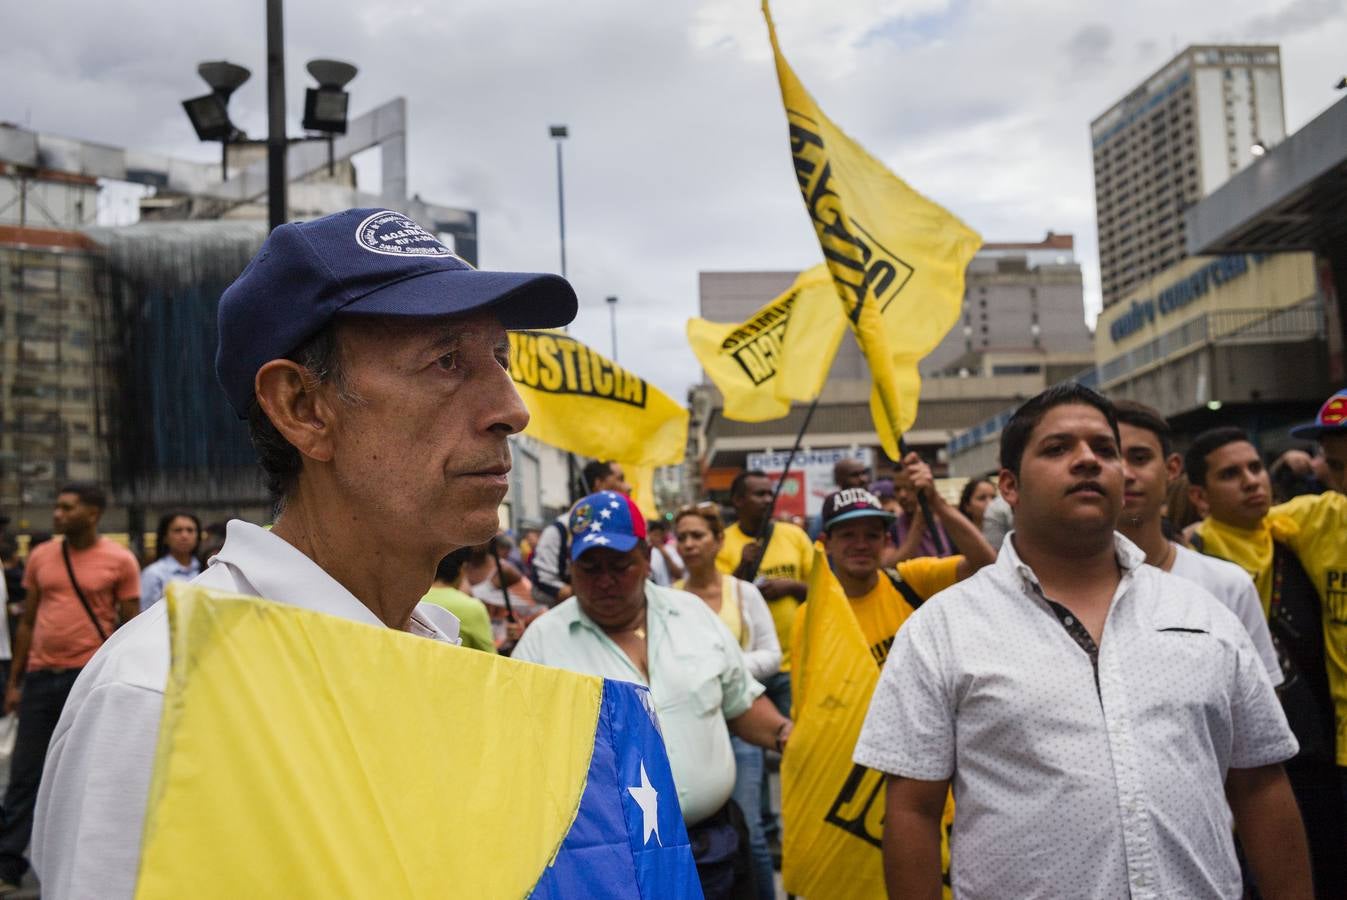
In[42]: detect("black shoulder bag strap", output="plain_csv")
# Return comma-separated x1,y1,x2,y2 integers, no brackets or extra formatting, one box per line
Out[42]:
61,540,108,643
882,568,925,609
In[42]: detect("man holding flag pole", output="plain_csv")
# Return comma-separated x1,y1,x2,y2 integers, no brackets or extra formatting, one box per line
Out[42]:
750,2,982,895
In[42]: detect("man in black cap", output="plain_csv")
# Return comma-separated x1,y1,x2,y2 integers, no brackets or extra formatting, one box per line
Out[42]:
31,208,577,899
798,454,994,667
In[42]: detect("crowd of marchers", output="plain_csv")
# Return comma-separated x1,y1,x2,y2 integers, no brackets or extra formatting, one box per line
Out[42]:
0,206,1343,899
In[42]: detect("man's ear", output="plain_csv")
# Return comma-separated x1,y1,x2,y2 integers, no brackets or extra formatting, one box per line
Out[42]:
1187,482,1208,515
254,360,340,465
997,468,1019,509
1165,453,1183,483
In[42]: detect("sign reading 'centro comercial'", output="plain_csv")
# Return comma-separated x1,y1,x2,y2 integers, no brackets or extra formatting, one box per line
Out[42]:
1109,255,1261,343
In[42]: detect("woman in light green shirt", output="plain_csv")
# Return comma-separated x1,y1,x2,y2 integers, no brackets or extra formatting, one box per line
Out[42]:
421,551,496,653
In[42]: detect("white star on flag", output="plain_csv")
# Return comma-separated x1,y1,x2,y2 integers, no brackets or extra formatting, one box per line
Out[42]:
628,762,661,847
589,522,602,532
600,509,612,520
594,536,611,545
582,533,598,543
610,500,621,508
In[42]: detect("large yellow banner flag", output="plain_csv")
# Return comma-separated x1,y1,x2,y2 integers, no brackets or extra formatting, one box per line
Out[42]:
508,330,688,467
782,547,951,899
763,1,981,460
137,585,702,898
686,263,846,422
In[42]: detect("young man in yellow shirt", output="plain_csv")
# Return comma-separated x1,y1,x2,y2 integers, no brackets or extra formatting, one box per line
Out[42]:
797,454,996,665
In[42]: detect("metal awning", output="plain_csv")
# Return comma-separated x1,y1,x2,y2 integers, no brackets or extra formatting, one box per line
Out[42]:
1186,96,1347,254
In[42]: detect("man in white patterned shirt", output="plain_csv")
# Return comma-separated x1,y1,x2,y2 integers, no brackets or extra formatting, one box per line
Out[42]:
855,384,1311,900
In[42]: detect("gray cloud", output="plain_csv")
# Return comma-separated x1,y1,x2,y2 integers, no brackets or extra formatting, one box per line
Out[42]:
1064,24,1114,71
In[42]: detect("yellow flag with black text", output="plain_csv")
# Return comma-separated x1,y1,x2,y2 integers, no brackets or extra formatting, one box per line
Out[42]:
783,546,952,898
687,263,846,422
508,330,688,467
763,1,981,459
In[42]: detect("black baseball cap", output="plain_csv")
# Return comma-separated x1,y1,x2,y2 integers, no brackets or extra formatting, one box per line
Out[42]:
820,488,894,532
216,208,578,417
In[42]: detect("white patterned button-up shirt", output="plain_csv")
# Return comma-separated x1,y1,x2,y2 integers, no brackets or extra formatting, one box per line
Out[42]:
854,532,1297,900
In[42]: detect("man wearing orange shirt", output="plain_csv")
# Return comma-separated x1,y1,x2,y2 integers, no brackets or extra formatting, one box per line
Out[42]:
0,483,140,891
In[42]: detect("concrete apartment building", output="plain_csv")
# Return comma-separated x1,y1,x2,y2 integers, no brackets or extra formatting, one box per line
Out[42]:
1092,45,1286,308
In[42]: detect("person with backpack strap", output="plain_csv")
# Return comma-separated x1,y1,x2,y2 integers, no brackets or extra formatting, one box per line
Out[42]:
0,483,140,893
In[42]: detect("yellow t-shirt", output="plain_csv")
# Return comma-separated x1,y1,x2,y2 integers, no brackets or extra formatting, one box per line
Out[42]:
716,521,815,671
1271,491,1347,765
673,575,747,648
793,555,962,668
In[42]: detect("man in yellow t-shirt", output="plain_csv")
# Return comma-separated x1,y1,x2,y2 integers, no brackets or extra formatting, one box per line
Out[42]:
795,454,997,664
715,470,814,674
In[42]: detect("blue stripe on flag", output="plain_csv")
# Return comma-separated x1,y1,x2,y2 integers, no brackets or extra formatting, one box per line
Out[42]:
530,680,702,899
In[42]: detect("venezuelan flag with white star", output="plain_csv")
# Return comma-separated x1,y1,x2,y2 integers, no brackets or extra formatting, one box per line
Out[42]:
135,585,701,899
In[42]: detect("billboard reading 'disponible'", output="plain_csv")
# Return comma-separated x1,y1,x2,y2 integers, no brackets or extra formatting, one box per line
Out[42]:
746,447,875,519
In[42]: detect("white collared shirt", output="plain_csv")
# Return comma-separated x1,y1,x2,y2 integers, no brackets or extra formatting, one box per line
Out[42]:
854,531,1297,900
32,521,459,900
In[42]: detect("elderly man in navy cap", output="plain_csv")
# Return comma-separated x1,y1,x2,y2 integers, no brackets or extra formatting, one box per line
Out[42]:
30,209,577,899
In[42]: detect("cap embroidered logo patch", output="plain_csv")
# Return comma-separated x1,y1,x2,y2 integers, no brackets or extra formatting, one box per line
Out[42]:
1322,395,1347,427
355,210,456,258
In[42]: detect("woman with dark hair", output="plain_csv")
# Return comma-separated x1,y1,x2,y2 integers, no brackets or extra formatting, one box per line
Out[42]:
674,501,781,900
139,511,202,608
957,477,998,530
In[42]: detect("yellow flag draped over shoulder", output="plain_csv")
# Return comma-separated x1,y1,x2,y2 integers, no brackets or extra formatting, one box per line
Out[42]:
687,263,846,422
137,585,703,898
763,1,981,459
782,547,952,899
508,330,688,467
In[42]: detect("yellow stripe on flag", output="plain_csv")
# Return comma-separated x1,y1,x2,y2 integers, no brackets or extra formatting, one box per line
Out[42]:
763,1,981,459
137,585,602,899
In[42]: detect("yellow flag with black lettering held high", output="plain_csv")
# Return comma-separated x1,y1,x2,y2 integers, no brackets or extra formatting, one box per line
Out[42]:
763,0,981,460
508,330,688,467
687,263,846,422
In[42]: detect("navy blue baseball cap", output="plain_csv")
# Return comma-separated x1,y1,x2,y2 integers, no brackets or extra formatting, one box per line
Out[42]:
569,491,648,560
216,208,578,417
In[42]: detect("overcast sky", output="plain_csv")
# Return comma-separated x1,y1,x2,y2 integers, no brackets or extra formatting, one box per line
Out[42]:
5,0,1345,401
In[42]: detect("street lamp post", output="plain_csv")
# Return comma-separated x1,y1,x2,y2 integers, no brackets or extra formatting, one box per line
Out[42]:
265,0,287,232
549,125,568,279
183,2,356,232
180,61,251,180
606,295,618,361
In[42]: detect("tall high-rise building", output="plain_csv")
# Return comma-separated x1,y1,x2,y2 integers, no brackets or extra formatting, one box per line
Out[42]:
1091,45,1285,308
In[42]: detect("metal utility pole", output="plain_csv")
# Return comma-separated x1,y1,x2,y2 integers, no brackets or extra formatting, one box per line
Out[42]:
606,295,618,362
549,125,569,278
266,0,287,232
